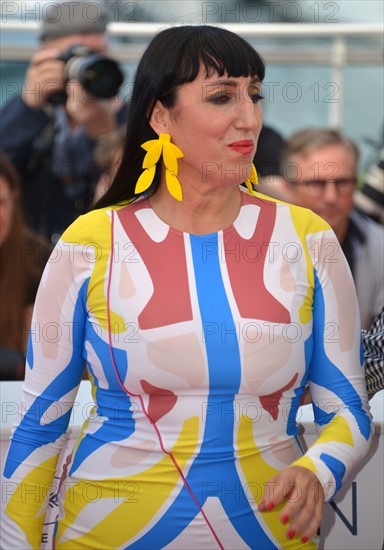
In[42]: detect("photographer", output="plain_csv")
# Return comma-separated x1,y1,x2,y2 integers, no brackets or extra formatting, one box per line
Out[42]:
0,0,127,242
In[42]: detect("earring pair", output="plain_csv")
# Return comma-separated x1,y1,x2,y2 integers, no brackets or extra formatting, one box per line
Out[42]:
134,133,258,200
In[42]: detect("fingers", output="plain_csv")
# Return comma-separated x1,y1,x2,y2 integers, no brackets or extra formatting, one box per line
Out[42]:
23,48,65,108
296,501,323,544
259,466,324,543
280,482,323,542
28,47,62,66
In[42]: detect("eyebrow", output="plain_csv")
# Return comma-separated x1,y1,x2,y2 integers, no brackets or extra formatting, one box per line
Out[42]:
206,77,261,87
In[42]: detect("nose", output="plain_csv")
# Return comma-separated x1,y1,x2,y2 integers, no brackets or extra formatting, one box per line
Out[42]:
322,181,339,202
235,95,262,130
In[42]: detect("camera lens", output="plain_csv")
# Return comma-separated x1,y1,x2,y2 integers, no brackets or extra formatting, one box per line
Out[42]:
47,46,125,104
66,54,124,99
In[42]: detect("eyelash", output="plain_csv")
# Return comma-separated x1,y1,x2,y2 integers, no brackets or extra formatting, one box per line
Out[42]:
208,93,264,105
250,93,264,103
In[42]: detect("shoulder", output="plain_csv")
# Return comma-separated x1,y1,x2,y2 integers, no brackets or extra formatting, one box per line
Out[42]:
60,209,109,246
60,203,130,246
365,216,384,242
350,209,384,253
250,190,332,236
351,208,384,234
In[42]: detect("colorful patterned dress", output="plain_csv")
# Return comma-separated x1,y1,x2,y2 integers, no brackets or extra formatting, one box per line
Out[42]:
2,190,372,549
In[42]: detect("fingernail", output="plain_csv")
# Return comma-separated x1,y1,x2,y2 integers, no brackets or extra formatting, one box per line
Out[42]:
267,502,274,511
301,535,309,543
287,530,295,539
281,514,289,524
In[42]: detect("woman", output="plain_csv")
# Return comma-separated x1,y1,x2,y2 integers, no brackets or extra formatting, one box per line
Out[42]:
2,26,372,549
0,152,51,380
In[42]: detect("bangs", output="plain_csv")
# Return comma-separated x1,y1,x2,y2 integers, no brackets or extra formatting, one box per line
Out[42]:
156,26,265,106
178,26,265,83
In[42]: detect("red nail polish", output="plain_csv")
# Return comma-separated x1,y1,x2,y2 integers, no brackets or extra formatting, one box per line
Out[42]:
267,502,274,511
301,535,309,543
287,530,295,539
281,514,289,524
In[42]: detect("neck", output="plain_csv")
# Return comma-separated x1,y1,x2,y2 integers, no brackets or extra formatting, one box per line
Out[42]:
149,184,243,235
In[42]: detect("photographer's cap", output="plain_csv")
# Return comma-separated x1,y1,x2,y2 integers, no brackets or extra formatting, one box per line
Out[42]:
39,0,108,42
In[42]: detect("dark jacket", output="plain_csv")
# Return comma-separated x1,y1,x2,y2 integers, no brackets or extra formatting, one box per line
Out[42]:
0,95,128,241
254,126,285,177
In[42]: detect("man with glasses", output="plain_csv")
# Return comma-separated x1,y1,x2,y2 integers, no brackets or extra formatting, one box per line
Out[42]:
280,128,383,329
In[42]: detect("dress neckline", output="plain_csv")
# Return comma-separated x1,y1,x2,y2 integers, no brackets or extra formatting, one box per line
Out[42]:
140,187,252,238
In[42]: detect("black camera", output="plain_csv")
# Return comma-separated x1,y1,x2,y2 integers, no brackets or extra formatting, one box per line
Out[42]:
48,45,124,104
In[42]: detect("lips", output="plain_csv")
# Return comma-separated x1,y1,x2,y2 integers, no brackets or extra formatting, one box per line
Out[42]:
228,140,254,155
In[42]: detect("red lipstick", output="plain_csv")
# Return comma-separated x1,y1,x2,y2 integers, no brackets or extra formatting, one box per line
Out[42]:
228,140,254,155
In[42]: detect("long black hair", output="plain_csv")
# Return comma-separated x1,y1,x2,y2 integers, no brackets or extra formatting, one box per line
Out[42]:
95,25,265,209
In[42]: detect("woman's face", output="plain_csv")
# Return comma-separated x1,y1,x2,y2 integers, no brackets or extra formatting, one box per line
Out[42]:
154,68,263,190
0,176,15,248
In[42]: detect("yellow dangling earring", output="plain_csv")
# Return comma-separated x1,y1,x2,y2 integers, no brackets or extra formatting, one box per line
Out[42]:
244,163,258,196
134,133,184,201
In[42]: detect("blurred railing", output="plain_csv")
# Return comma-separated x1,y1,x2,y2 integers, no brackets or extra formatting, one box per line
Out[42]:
1,21,383,127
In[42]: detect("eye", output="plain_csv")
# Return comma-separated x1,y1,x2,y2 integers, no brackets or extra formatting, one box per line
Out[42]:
334,179,356,195
249,93,264,104
207,94,232,105
305,180,324,191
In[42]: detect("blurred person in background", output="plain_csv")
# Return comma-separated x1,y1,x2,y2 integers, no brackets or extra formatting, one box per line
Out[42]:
92,125,125,204
354,148,384,225
0,152,52,380
281,128,384,329
253,125,289,200
0,0,127,243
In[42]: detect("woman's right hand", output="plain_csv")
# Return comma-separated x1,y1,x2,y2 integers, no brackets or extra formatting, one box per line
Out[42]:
259,465,324,544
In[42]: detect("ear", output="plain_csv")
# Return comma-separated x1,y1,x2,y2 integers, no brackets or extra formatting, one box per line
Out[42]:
149,100,169,136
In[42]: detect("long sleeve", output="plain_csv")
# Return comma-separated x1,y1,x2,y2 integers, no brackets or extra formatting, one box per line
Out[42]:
292,210,374,501
1,217,95,549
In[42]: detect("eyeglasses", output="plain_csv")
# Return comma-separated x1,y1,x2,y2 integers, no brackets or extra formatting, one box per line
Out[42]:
294,178,357,196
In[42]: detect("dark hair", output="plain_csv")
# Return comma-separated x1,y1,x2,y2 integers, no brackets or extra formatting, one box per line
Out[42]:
95,25,265,209
0,152,28,356
0,152,51,364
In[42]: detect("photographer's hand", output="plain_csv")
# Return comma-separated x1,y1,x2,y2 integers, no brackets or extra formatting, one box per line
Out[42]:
65,80,123,139
22,48,65,110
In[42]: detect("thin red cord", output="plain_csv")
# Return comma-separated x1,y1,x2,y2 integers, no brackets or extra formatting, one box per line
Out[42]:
106,210,224,550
